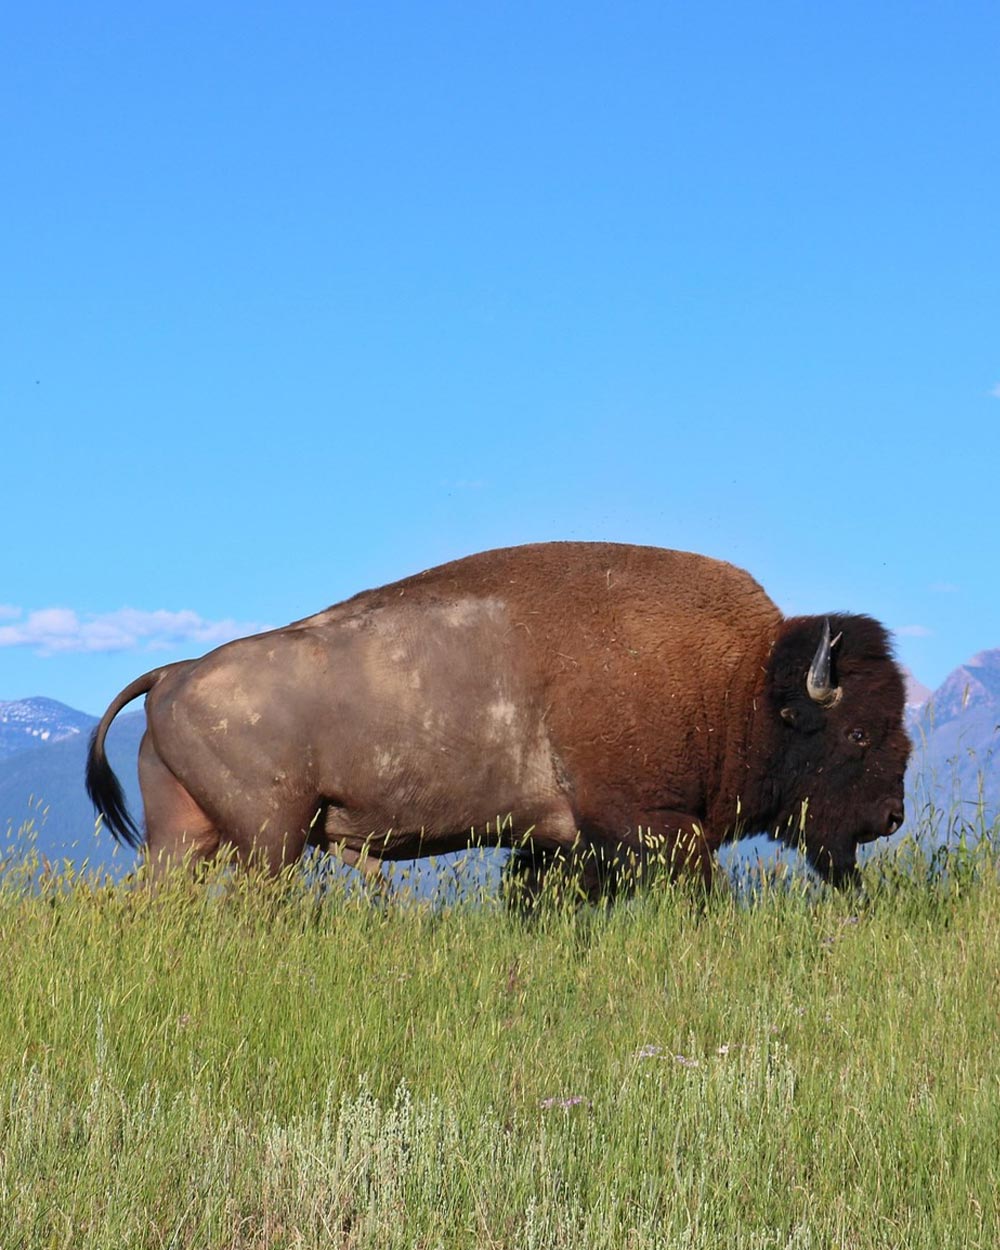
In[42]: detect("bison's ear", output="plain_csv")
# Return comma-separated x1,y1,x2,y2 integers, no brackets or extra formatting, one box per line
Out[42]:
777,701,825,734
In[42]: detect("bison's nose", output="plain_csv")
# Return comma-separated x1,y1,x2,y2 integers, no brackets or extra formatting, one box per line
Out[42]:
885,803,904,836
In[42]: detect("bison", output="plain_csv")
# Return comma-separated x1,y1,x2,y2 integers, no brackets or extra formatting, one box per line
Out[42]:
86,542,909,891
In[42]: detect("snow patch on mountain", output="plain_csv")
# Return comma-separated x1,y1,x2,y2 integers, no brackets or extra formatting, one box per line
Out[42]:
0,698,97,762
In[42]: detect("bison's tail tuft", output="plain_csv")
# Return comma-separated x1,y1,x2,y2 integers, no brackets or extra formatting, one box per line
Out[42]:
85,667,166,850
86,726,142,848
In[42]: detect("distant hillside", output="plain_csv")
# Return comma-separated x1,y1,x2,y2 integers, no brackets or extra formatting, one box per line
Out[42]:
0,697,96,761
0,711,143,871
905,649,1000,838
902,669,933,710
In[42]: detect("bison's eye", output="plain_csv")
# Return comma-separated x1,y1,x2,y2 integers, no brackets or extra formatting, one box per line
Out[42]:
847,728,870,747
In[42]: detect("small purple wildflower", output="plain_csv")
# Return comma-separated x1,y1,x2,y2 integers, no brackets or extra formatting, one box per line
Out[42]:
540,1095,589,1110
673,1054,700,1069
634,1044,664,1060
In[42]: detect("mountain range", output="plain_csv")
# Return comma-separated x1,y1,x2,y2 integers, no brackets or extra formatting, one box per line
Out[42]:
2,649,997,873
0,702,144,872
905,650,1000,838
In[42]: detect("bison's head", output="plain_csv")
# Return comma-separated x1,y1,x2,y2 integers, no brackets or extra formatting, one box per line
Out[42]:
762,614,910,885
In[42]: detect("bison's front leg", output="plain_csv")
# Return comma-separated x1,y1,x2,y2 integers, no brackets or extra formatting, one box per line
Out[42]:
630,812,716,891
503,811,716,907
575,810,716,898
502,841,614,909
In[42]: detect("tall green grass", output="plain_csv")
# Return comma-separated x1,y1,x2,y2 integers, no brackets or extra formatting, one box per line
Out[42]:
0,827,998,1248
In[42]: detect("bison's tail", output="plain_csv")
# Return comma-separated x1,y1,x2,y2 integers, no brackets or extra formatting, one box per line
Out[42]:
85,667,167,849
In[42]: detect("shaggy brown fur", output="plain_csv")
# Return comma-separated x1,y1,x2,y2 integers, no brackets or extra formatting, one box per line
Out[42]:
87,542,909,888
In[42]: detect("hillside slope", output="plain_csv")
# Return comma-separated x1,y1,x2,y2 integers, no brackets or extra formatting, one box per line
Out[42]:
906,649,1000,836
1,711,144,870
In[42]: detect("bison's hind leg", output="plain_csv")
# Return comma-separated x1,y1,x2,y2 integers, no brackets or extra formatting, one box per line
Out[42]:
138,733,221,880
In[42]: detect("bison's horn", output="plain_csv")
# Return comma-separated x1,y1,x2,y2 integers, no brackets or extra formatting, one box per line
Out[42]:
806,619,843,707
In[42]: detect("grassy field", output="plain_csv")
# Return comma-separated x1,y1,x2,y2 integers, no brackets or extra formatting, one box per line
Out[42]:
0,830,998,1249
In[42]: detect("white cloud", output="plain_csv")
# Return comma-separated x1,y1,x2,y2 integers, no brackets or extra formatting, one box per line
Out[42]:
0,607,269,656
895,624,934,638
990,382,1000,399
0,604,21,621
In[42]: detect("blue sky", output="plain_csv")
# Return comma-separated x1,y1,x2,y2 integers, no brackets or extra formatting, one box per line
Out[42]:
2,1,998,715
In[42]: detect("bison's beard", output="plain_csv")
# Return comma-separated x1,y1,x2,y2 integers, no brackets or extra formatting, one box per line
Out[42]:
772,810,862,888
803,840,861,888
